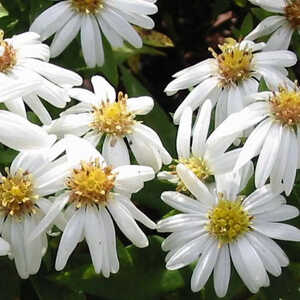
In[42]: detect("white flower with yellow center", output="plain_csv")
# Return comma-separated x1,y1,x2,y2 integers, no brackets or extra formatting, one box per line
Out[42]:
0,30,82,124
208,85,300,195
30,135,156,276
158,100,242,191
47,75,171,172
246,0,300,50
30,0,158,67
165,38,296,125
0,144,69,279
157,163,300,297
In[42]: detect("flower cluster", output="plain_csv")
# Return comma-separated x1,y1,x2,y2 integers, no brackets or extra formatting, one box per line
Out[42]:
0,0,299,298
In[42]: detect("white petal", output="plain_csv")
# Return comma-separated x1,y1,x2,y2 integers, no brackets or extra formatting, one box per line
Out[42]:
55,208,85,270
176,164,214,206
177,107,192,159
102,136,130,167
50,14,82,58
107,198,149,247
91,75,116,102
126,96,154,115
248,0,286,13
213,244,230,297
191,239,219,292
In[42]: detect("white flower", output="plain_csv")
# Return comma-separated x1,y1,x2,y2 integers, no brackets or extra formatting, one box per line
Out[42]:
157,163,300,297
30,0,158,67
0,30,82,124
165,38,296,125
0,144,68,279
246,0,300,50
29,135,156,276
0,110,57,151
208,86,300,195
47,75,171,172
158,100,242,191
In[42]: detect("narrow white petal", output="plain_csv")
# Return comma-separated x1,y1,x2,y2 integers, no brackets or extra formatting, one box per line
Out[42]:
177,107,192,159
264,24,294,51
55,208,85,270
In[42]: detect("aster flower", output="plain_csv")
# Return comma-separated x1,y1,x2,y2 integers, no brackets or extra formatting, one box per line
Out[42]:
30,0,158,67
158,100,242,191
0,110,57,151
246,0,300,50
207,85,300,195
30,135,156,276
165,38,296,125
0,30,82,124
0,144,68,279
47,75,171,172
157,163,300,297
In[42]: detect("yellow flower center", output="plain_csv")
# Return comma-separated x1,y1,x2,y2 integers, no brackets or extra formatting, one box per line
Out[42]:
0,30,17,73
66,159,116,208
90,92,136,137
207,194,252,245
0,169,38,218
170,157,212,193
285,0,300,29
210,38,253,87
270,87,300,126
70,0,104,14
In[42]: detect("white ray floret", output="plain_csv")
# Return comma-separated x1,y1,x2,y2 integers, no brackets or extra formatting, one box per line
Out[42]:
165,38,296,125
157,163,300,297
158,100,242,191
207,85,300,195
29,135,156,276
246,0,300,50
30,0,158,68
0,30,82,124
0,144,69,279
47,75,171,172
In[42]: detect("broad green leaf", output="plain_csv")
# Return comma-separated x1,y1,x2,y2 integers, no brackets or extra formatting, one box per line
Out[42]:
240,13,253,37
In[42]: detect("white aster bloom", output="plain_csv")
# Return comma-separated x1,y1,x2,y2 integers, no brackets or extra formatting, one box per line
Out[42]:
0,30,82,124
165,38,296,125
30,0,158,67
30,135,156,276
0,145,68,279
0,110,57,151
157,163,300,297
208,86,300,195
158,100,242,191
246,0,300,50
47,75,171,172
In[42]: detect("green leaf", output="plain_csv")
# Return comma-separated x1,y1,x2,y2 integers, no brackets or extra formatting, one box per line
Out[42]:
251,8,273,21
48,236,187,300
31,277,86,300
234,0,247,7
0,3,8,18
240,13,253,37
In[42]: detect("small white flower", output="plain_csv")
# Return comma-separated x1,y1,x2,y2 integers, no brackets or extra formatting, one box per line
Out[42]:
0,30,82,124
30,135,156,276
47,75,171,172
246,0,300,50
158,163,300,297
30,0,158,67
0,110,57,151
208,86,300,195
165,38,296,125
158,100,242,191
0,144,68,279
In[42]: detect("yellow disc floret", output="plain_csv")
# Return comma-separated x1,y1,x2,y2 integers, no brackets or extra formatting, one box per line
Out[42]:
0,30,17,73
285,0,300,29
270,87,300,126
70,0,104,14
0,169,38,218
66,159,116,208
170,157,212,192
90,92,136,137
210,38,253,87
207,194,252,245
